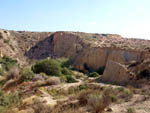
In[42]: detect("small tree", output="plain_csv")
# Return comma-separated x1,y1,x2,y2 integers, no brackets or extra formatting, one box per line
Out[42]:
32,59,62,76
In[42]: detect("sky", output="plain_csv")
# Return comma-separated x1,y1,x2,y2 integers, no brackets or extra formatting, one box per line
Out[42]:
0,0,150,39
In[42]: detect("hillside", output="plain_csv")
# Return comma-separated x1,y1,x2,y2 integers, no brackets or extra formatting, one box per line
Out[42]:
0,29,150,113
1,29,150,64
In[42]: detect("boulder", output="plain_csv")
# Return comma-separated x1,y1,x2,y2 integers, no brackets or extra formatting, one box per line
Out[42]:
101,61,130,85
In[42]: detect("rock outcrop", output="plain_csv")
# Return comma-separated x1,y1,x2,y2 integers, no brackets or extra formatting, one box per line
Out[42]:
1,29,150,84
101,59,150,84
101,61,131,85
51,32,85,58
49,32,150,72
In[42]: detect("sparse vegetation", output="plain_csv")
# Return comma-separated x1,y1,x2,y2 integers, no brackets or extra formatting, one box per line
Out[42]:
0,56,17,71
127,108,136,113
0,90,20,113
3,39,9,44
0,31,150,113
20,67,35,82
88,72,99,77
0,68,5,76
62,67,73,75
66,75,77,83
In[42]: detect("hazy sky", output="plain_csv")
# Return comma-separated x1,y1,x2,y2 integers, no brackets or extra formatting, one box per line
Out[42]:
0,0,150,39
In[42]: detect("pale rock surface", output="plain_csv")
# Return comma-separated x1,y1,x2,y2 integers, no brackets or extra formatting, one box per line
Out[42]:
101,60,130,84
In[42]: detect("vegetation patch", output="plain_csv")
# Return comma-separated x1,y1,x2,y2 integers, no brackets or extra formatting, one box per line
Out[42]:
0,56,17,71
0,90,20,113
32,59,62,76
20,67,35,82
88,72,99,77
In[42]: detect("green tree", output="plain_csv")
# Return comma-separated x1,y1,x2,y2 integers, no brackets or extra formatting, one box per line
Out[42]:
32,59,62,76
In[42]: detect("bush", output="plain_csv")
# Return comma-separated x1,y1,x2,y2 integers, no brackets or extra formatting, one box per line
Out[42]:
110,94,118,102
79,84,88,90
0,90,20,112
96,66,105,75
32,59,62,76
34,77,61,87
88,72,99,77
20,68,35,82
46,77,61,85
0,56,17,71
66,75,77,83
124,89,133,101
78,90,111,113
6,66,20,80
127,108,136,113
62,67,73,75
88,93,105,113
78,90,94,105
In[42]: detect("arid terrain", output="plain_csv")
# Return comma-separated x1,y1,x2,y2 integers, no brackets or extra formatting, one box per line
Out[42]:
0,29,150,113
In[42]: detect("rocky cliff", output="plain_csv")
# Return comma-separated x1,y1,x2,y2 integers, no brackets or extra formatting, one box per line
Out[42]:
1,29,150,83
49,32,150,72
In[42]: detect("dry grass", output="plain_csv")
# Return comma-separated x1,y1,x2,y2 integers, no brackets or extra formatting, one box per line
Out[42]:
78,89,111,113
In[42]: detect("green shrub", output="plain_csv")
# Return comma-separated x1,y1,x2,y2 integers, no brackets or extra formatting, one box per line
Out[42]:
127,108,136,113
20,68,35,82
0,90,20,112
0,56,17,71
32,59,61,76
66,75,77,83
59,75,67,82
79,84,88,90
116,87,124,92
110,94,118,102
62,67,73,75
88,72,99,77
96,66,105,75
122,89,133,101
4,39,9,44
56,58,73,69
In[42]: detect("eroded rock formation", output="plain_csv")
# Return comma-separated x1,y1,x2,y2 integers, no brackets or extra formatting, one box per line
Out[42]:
1,29,150,84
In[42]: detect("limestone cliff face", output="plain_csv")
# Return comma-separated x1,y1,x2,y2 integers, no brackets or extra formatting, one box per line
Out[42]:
1,29,150,84
73,47,150,71
51,32,85,58
73,47,108,70
1,29,150,72
48,31,150,72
